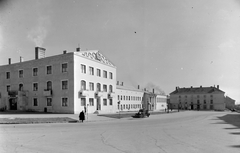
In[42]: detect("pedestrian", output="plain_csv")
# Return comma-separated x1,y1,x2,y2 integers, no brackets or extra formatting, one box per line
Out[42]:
79,110,85,122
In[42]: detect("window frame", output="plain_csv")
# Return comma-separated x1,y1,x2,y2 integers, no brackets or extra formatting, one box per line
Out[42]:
62,63,68,73
19,69,24,78
89,66,94,75
33,98,38,106
6,72,10,79
61,80,68,90
81,64,86,74
33,82,38,91
47,98,52,106
33,67,38,76
46,65,52,75
62,97,68,107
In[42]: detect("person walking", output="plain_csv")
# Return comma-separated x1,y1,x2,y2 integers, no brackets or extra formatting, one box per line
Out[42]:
79,110,85,122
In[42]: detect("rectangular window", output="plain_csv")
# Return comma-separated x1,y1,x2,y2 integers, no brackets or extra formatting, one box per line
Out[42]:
118,95,120,100
103,70,107,78
103,99,107,106
89,66,94,75
109,99,113,105
33,68,38,76
62,98,68,107
103,84,107,92
19,70,23,78
33,83,38,91
62,80,68,90
109,72,113,79
62,63,68,72
6,72,10,79
89,82,94,91
81,64,86,74
89,98,94,106
33,98,38,106
47,66,52,74
81,98,86,106
97,69,101,77
6,85,10,92
47,98,52,106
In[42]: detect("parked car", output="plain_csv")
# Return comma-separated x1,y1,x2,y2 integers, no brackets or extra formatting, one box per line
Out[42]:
132,109,150,118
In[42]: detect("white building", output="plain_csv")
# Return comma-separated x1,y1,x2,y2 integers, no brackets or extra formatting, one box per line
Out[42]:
116,83,144,112
156,94,167,111
0,47,117,114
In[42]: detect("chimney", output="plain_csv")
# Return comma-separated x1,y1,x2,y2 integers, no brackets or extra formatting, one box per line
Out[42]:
138,85,140,89
35,47,46,59
63,50,67,54
76,47,81,52
20,56,24,62
153,88,155,93
217,85,219,89
8,58,11,65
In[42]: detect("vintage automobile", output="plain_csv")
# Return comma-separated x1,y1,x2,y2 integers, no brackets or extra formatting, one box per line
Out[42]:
132,109,150,118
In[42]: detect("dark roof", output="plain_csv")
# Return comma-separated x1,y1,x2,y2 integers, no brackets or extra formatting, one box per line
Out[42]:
170,86,225,95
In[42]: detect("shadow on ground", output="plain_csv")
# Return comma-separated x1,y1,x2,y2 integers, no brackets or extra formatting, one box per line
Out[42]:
217,113,240,129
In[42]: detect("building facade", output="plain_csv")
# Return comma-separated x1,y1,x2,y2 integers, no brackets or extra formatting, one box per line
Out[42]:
156,94,167,111
169,86,225,111
0,47,117,114
225,96,235,110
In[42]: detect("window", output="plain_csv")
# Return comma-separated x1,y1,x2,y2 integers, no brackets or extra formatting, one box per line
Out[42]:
62,80,68,90
204,100,206,104
62,63,67,72
89,67,94,75
210,100,213,104
81,80,86,90
47,98,52,106
89,82,94,91
109,72,113,79
33,83,38,91
19,70,23,78
97,83,101,92
47,66,52,74
47,81,52,90
19,84,23,91
109,85,113,93
109,99,113,105
6,85,10,92
103,84,107,92
6,72,10,79
121,95,122,100
103,70,107,78
118,95,120,100
103,99,107,106
81,98,86,106
33,68,38,76
33,98,38,106
81,64,86,74
89,98,94,106
97,69,101,77
62,98,68,107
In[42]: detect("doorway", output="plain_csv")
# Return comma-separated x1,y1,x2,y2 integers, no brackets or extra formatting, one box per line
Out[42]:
97,98,101,110
9,98,17,110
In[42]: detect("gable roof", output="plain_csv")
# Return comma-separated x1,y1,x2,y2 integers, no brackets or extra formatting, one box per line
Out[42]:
75,50,115,67
170,86,225,95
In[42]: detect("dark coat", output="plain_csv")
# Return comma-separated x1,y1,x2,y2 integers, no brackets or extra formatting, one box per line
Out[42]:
79,111,85,121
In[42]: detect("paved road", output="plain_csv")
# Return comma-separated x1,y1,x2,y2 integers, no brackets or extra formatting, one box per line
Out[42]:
0,111,239,153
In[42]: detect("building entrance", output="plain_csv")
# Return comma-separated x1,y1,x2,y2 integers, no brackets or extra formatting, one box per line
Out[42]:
9,98,17,110
97,98,101,110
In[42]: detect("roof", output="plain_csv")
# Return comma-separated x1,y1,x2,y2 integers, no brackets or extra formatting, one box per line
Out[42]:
116,85,143,92
75,50,115,67
170,86,225,95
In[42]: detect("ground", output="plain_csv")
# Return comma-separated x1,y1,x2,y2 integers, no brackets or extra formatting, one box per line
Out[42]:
0,111,239,153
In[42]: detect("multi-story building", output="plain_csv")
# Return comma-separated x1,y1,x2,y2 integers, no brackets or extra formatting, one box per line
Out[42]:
156,94,167,111
169,85,225,111
0,47,116,114
225,96,235,110
116,83,144,111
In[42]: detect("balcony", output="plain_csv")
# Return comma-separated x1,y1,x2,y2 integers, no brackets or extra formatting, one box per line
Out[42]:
8,90,18,97
43,90,52,97
95,91,104,98
79,90,89,97
108,92,115,99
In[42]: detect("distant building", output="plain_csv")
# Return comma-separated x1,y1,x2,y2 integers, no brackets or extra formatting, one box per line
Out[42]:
169,85,225,111
156,94,167,111
225,96,235,110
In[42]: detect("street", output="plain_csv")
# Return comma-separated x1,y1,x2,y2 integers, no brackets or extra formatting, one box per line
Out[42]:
0,111,239,153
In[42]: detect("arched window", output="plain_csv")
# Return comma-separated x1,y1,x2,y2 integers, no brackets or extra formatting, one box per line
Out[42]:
47,81,52,90
109,85,113,93
81,80,86,90
19,84,23,91
97,83,101,92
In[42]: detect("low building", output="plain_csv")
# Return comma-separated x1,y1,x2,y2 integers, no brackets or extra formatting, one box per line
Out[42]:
225,96,235,110
169,85,225,111
156,94,167,111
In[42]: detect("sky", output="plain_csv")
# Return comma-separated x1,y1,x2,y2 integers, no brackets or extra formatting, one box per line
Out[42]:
0,0,240,103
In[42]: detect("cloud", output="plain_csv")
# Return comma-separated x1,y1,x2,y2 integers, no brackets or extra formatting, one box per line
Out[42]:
27,16,50,47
